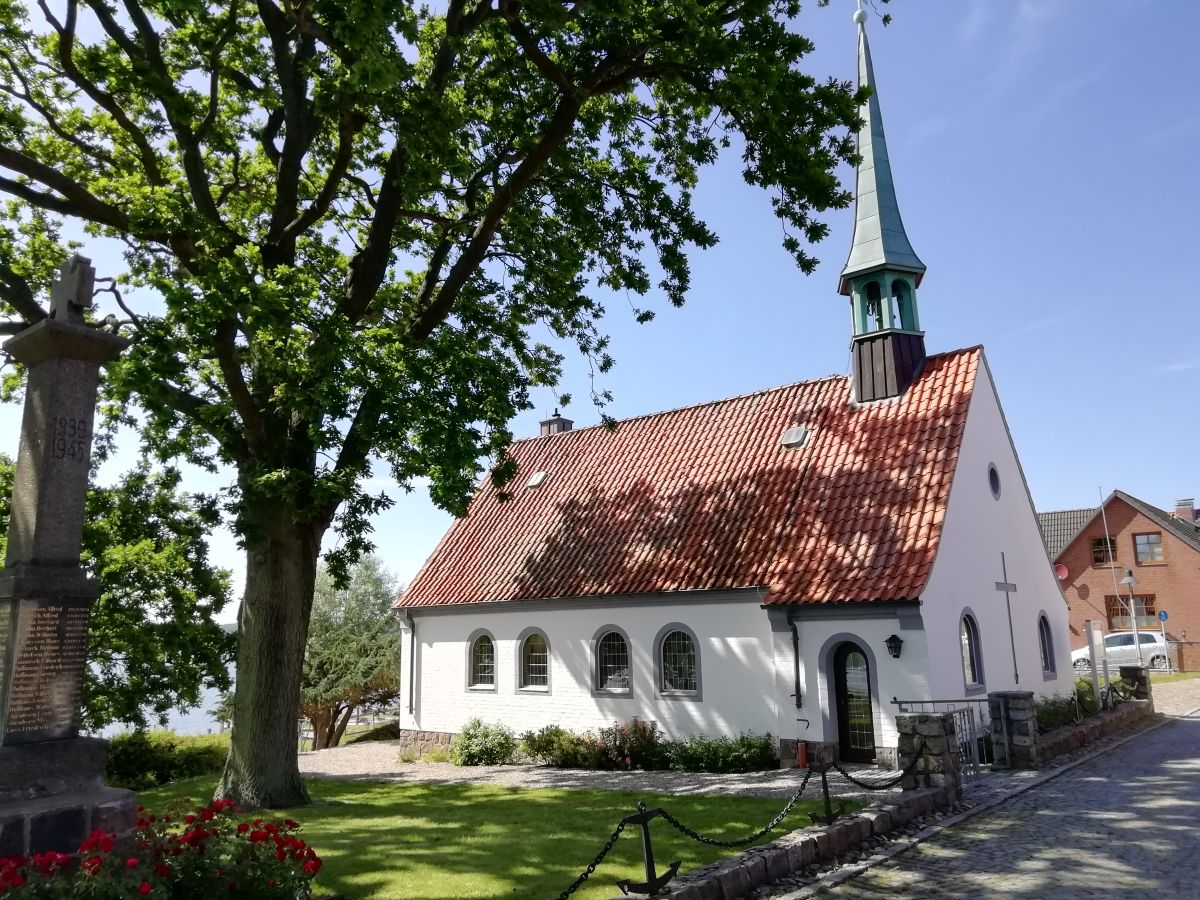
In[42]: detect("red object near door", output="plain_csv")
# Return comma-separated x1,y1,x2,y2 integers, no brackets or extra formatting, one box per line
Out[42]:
795,741,808,769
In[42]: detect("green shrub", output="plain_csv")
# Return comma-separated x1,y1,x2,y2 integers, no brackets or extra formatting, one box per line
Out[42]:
421,747,452,763
598,718,664,770
346,722,402,744
520,726,607,768
396,746,419,763
105,730,229,790
1035,694,1078,734
449,719,516,766
661,732,778,773
1075,677,1100,716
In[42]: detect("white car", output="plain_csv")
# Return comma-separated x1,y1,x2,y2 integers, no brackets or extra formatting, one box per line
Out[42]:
1071,632,1170,671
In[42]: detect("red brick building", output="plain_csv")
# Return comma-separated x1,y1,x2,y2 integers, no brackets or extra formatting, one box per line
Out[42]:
1039,493,1200,668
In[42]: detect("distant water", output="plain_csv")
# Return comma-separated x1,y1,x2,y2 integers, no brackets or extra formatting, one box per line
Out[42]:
99,685,227,738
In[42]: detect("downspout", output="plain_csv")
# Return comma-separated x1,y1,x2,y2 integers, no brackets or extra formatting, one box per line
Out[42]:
788,612,802,708
406,611,416,716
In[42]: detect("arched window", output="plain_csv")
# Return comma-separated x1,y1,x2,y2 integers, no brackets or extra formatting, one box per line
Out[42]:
658,628,698,694
520,631,549,690
469,633,495,689
960,613,983,690
595,630,631,692
1038,615,1055,674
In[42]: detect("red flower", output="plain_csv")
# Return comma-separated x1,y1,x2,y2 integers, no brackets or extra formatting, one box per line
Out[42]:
236,824,249,834
248,829,268,844
81,855,103,874
227,881,238,892
138,881,153,895
302,858,322,876
127,858,140,868
155,862,171,877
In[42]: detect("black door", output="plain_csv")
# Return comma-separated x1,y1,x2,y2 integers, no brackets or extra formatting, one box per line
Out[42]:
834,642,876,763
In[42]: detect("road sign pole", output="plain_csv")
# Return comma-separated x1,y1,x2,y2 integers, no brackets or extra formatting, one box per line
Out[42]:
1160,609,1169,669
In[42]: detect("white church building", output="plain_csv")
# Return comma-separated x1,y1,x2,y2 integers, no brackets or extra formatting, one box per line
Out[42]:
394,13,1072,766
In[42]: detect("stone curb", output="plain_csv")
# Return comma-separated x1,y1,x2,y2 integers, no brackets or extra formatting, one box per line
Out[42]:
769,705,1199,899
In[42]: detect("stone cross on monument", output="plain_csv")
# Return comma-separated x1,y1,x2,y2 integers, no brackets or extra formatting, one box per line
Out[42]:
0,255,135,856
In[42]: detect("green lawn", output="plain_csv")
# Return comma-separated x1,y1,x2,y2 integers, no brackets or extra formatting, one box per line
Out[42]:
1151,670,1200,684
141,776,842,899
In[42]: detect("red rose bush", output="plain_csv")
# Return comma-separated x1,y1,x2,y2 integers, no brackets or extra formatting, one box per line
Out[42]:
0,798,321,898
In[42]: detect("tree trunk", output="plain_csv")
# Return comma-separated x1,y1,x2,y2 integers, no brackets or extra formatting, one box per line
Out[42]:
217,499,323,808
331,704,355,747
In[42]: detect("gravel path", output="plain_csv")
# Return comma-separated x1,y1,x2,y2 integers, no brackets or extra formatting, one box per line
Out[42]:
298,675,1200,801
297,742,898,799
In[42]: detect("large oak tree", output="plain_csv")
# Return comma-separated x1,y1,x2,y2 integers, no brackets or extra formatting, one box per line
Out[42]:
0,0,863,807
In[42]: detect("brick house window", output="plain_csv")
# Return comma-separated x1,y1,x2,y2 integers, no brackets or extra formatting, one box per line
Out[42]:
1105,594,1157,630
1134,532,1164,564
1091,537,1116,565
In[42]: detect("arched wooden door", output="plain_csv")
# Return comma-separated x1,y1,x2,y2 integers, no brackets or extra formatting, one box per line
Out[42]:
833,642,876,763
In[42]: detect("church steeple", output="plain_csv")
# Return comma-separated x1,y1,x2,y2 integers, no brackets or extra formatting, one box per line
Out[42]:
841,6,928,403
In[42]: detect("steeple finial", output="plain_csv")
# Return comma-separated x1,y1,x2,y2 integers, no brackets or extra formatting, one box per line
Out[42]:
838,7,925,296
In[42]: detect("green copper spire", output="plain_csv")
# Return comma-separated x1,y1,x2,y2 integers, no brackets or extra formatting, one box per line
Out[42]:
838,7,925,301
842,6,928,404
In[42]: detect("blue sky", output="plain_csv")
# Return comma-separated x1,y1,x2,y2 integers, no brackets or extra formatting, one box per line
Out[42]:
3,1,1196,612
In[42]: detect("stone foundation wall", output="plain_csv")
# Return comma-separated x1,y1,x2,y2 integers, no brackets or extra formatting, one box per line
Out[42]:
663,784,957,899
396,729,455,756
0,739,136,856
1036,699,1153,763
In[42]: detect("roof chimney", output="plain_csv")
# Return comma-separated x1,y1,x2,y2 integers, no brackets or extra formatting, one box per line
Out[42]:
539,409,573,436
1175,498,1195,521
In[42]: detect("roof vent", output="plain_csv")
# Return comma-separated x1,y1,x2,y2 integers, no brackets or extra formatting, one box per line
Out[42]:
526,471,547,489
780,426,809,450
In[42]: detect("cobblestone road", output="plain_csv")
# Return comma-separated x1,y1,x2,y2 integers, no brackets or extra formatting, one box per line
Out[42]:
806,707,1200,899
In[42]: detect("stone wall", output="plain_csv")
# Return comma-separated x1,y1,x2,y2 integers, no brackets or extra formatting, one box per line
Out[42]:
395,728,455,757
989,691,1037,768
1035,699,1153,763
663,785,956,900
896,713,962,800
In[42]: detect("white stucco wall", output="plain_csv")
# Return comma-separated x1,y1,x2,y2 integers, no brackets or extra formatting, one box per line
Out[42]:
398,593,781,739
775,612,932,750
921,355,1073,701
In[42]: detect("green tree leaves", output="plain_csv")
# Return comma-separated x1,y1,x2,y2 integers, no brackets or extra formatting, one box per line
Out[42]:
300,555,401,749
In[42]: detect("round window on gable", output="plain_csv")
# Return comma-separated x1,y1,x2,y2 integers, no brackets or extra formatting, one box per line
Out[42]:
988,463,1001,500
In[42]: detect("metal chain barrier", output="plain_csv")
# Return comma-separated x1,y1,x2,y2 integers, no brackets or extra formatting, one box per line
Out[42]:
555,819,628,900
828,738,926,791
658,767,814,848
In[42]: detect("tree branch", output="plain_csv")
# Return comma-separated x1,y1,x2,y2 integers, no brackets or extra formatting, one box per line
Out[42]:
36,0,164,185
214,318,268,456
0,262,47,323
283,102,362,239
0,149,131,229
407,93,584,342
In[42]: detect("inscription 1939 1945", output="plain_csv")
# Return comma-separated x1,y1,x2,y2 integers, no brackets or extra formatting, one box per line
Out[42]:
50,415,90,464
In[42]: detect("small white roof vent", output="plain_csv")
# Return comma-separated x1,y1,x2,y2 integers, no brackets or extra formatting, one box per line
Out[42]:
526,471,548,489
780,426,809,450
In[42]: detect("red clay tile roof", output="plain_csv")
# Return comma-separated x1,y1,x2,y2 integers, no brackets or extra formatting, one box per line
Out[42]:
402,347,982,608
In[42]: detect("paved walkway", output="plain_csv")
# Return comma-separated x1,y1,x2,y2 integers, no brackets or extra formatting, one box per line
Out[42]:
764,693,1200,898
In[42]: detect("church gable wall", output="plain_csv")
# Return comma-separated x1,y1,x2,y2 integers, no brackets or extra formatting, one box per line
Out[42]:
921,356,1072,700
397,593,779,741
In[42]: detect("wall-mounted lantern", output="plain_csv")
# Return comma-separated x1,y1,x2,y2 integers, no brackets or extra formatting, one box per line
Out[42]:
884,634,903,659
